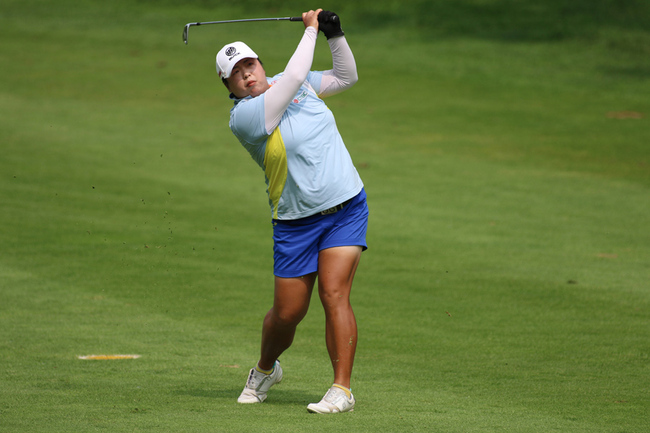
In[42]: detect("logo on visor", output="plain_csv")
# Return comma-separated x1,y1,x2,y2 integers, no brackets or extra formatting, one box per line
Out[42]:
225,47,237,56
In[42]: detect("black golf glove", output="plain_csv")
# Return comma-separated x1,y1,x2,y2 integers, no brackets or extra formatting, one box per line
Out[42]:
318,11,344,39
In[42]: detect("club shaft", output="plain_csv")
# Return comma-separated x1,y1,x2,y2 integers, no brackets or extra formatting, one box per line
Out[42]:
183,17,303,44
191,17,302,26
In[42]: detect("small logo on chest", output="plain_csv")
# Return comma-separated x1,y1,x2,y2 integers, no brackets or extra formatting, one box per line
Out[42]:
293,90,308,104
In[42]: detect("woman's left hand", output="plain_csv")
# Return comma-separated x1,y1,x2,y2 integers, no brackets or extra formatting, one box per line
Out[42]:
302,9,322,30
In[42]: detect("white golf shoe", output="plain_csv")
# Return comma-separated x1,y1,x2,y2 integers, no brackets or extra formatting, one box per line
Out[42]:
237,361,283,403
307,385,355,414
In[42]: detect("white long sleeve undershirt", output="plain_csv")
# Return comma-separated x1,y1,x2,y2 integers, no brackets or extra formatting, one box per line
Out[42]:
264,27,358,134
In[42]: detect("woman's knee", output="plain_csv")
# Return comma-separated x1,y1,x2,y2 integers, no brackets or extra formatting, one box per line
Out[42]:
270,303,309,327
318,285,352,311
272,274,315,326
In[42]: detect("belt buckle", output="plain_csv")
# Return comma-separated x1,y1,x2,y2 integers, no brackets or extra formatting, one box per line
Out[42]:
320,206,339,215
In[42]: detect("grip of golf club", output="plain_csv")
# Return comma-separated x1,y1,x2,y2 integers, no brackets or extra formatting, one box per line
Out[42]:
289,17,303,21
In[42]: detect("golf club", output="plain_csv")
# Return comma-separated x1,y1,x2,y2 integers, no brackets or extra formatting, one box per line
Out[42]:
183,17,303,44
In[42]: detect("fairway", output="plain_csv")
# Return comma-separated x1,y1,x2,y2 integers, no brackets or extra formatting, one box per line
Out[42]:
1,1,649,432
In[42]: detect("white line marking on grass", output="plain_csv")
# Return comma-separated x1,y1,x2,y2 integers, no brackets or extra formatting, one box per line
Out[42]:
78,354,141,360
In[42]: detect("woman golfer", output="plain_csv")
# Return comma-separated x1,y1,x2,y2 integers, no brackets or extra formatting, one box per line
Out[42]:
216,9,368,413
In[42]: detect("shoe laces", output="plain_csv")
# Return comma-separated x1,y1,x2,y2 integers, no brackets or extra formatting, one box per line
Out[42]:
323,386,349,404
246,367,275,390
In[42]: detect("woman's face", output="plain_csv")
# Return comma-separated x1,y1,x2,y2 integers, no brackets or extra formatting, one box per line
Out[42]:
225,58,270,98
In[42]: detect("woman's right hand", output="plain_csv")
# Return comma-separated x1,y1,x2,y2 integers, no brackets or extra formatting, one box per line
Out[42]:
302,9,322,31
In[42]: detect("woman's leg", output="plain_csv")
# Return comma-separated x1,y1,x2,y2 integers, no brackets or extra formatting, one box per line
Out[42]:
317,246,363,388
258,273,317,370
239,273,317,404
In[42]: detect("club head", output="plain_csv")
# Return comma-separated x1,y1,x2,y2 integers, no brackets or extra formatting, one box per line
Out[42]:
183,24,190,44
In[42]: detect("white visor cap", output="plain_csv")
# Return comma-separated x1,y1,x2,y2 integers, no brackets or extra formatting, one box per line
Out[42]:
216,42,259,79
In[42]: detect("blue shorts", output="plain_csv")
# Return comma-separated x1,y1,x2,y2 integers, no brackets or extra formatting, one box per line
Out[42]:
272,189,369,278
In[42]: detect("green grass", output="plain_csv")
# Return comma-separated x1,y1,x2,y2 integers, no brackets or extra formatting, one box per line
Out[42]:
1,1,649,432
